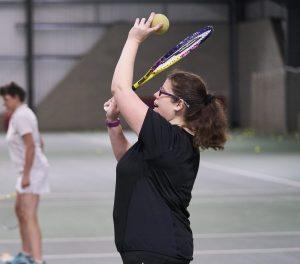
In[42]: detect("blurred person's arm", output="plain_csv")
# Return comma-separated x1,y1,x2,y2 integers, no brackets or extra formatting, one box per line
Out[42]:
22,133,35,188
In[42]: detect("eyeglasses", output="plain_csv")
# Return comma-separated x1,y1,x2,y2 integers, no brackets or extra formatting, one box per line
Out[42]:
158,87,190,108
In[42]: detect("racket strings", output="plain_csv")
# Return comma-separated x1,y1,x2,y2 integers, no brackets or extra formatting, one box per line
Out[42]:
133,26,213,89
155,30,212,72
159,27,212,65
157,33,203,66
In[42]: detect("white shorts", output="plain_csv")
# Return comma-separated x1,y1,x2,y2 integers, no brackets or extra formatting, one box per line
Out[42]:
16,167,50,195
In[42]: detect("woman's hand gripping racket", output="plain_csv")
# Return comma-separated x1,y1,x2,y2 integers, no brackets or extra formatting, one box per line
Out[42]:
0,192,18,231
132,25,214,90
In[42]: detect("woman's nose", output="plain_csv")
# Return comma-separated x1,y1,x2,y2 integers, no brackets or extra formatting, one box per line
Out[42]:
154,91,159,98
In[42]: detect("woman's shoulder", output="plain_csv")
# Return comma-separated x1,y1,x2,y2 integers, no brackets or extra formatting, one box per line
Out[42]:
172,125,200,154
170,123,192,139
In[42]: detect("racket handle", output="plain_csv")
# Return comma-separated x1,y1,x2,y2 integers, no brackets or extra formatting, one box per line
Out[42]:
132,84,138,91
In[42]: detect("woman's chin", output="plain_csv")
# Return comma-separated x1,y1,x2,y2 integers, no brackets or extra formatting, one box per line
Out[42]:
154,108,163,117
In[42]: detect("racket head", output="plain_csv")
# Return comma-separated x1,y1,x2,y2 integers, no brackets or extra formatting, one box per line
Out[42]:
132,25,214,90
0,192,18,231
154,25,213,70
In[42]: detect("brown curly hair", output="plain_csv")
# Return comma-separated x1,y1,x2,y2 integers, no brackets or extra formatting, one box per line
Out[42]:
167,70,228,150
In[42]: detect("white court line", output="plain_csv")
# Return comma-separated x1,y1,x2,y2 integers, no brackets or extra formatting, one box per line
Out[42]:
202,161,300,188
190,195,300,204
2,231,300,244
0,236,114,244
194,247,300,255
2,192,298,209
3,193,299,209
193,231,300,238
192,188,300,196
41,188,300,200
45,253,119,259
43,192,114,199
41,247,300,260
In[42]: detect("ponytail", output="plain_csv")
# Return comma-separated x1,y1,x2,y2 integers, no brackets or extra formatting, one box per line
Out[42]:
192,96,228,150
168,70,228,150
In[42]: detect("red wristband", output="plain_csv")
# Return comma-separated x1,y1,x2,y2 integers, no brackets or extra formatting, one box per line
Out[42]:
106,118,120,128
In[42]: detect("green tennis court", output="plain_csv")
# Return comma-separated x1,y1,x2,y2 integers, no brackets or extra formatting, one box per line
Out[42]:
1,131,300,264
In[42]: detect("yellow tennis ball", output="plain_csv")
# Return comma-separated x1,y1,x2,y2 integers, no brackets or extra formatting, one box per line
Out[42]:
151,14,169,35
254,145,261,154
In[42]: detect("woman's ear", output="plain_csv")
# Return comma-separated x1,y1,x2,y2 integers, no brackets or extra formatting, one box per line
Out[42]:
175,99,185,112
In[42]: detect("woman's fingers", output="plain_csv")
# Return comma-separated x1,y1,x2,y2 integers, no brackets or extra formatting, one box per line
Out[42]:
129,12,158,43
104,104,109,111
140,17,146,25
104,97,118,112
104,99,112,111
134,18,140,27
145,12,155,27
149,23,162,33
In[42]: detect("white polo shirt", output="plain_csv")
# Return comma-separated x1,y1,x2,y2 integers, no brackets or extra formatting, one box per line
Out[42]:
6,104,49,174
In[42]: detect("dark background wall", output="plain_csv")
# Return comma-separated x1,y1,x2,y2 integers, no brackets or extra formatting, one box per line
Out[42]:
37,23,229,131
238,19,285,132
1,0,299,133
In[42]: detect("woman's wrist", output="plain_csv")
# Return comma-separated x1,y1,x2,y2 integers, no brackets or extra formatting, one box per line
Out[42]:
106,115,119,122
106,118,121,128
127,36,142,45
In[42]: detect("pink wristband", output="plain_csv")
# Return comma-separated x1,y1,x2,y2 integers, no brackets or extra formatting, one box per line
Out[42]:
106,118,120,128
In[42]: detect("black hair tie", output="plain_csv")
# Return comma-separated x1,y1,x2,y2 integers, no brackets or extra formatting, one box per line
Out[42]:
204,94,215,105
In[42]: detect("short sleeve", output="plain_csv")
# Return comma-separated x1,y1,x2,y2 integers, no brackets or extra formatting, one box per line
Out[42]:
138,108,176,159
14,114,33,136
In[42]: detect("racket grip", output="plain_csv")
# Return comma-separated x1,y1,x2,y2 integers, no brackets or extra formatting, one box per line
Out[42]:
132,83,139,91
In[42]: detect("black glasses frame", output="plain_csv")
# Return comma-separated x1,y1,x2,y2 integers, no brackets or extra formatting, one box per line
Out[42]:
158,87,190,108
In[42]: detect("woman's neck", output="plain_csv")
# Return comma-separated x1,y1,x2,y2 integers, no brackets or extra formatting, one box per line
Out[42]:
170,117,194,136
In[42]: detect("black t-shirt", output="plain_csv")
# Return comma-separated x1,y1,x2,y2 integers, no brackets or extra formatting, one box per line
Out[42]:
113,108,200,260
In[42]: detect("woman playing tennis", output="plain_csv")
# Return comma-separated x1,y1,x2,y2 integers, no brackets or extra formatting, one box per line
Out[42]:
104,12,228,264
0,83,49,264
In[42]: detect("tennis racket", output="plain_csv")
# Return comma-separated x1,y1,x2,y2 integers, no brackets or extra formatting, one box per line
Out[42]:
0,192,18,231
132,25,213,90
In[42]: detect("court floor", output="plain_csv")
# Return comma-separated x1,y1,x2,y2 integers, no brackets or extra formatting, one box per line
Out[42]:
0,131,300,263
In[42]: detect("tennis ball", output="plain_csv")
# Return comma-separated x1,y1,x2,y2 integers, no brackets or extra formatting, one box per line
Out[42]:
254,145,261,154
151,13,169,35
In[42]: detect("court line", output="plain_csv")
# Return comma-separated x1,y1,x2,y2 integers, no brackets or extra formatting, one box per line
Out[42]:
40,188,299,199
193,231,300,238
192,188,300,196
194,247,300,255
202,161,300,188
3,193,299,209
191,195,300,204
45,253,119,259
2,231,300,244
40,247,300,259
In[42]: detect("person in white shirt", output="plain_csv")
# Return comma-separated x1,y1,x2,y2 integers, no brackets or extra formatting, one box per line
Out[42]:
0,82,49,264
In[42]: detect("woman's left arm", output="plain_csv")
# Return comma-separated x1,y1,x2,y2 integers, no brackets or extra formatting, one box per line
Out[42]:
111,12,161,135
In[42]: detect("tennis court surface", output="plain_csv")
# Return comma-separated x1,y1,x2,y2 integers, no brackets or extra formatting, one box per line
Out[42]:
1,131,300,264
